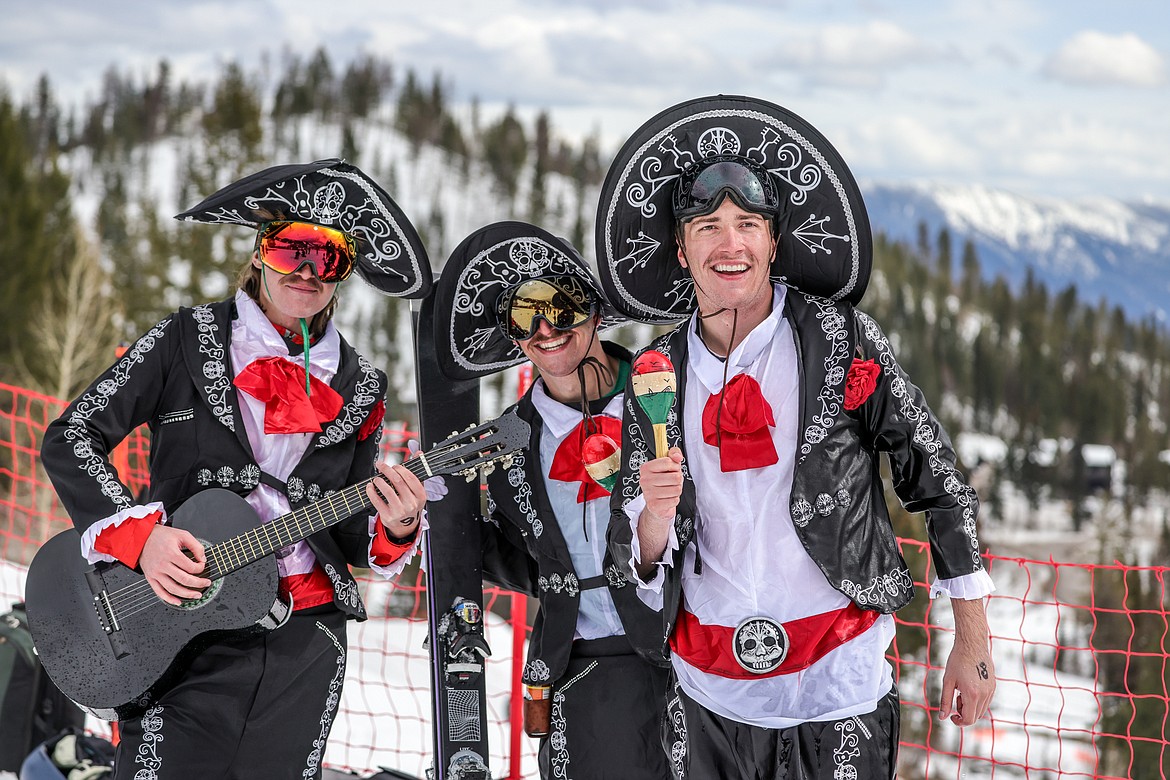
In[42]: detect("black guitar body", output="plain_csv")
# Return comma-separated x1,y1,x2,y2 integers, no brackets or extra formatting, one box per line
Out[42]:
24,489,288,720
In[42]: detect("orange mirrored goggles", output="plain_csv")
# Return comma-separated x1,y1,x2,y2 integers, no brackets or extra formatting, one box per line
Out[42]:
255,221,357,283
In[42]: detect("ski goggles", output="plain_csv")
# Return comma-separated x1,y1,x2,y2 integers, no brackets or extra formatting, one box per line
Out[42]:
673,155,779,222
496,278,598,340
255,221,357,283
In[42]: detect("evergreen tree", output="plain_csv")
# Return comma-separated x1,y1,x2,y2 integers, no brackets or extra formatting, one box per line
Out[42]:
0,90,77,378
528,111,551,223
481,106,527,204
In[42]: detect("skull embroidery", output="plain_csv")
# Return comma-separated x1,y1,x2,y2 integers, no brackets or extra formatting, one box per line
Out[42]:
733,617,788,674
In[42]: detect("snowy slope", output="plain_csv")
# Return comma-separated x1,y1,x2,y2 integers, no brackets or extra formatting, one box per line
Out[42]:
864,182,1170,320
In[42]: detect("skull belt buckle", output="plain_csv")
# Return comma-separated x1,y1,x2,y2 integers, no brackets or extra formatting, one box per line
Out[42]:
732,616,789,674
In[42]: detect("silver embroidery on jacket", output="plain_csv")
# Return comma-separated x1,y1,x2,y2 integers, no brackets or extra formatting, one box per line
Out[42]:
507,451,542,538
800,295,850,455
324,563,361,608
318,354,381,447
858,310,981,570
64,318,173,510
192,304,234,431
524,659,551,683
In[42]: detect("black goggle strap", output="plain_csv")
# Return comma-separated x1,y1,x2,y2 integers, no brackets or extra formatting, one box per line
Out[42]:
573,326,613,540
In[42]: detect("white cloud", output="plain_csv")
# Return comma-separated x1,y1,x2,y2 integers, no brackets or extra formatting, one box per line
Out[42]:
1043,31,1166,88
769,20,944,70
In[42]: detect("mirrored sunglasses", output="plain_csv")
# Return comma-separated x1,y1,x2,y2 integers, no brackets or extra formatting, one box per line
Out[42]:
255,221,357,283
497,279,597,340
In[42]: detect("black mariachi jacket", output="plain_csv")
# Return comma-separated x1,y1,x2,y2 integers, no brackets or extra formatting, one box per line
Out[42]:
40,297,388,620
607,290,984,656
481,347,668,688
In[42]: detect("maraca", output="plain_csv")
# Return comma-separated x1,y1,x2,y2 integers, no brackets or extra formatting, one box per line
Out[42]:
631,350,676,458
582,433,621,493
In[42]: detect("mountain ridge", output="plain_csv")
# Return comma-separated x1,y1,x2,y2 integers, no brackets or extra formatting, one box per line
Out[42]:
862,181,1170,320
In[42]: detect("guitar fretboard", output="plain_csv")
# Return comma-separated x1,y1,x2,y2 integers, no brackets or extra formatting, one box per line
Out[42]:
201,457,433,580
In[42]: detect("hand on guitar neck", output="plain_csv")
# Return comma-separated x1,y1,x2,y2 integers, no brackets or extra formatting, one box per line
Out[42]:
367,459,429,540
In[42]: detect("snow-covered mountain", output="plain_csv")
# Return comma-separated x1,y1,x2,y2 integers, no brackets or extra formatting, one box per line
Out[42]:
862,182,1170,321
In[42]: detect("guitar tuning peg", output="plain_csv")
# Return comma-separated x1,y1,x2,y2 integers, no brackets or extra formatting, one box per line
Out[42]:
449,430,458,438
464,469,477,483
502,456,514,469
482,463,496,477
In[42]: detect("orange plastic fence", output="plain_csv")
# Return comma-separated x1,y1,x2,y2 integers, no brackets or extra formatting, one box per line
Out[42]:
2,381,1167,779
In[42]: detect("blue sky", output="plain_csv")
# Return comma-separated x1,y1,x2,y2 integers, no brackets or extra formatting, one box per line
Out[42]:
2,0,1167,202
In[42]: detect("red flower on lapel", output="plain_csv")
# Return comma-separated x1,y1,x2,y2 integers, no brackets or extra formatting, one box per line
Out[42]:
843,359,881,411
359,399,386,441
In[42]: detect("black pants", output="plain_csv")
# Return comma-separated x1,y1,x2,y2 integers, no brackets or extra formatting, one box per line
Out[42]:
666,679,900,780
113,607,348,780
538,635,671,780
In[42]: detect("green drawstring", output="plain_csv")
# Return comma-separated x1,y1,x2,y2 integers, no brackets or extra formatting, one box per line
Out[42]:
260,269,313,397
300,318,311,397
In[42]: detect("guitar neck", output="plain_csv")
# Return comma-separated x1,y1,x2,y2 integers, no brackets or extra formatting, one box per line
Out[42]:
202,457,432,580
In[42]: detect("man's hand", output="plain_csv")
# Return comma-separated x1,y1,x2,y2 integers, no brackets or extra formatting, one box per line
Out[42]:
635,446,684,579
139,525,210,606
368,461,429,540
939,598,996,726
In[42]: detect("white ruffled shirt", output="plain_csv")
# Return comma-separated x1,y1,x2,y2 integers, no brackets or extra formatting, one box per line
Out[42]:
625,285,994,728
530,379,626,640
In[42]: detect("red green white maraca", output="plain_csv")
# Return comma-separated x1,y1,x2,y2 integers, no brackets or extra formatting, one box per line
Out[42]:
582,433,620,493
631,350,676,458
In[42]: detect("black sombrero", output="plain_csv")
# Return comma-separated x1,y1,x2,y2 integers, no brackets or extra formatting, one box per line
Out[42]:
434,221,622,380
596,95,872,323
175,158,432,298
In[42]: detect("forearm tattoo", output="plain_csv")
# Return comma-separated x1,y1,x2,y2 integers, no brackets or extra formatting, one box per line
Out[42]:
977,662,989,680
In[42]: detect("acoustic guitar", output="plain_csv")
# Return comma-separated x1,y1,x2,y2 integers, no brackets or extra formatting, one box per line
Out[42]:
24,411,528,720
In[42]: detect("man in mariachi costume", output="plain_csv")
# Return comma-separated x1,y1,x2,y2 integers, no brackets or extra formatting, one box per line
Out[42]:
598,96,996,779
40,159,434,779
432,221,669,779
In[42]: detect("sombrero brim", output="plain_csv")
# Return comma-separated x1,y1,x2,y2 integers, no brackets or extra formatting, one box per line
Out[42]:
175,158,432,299
434,221,622,380
596,95,872,322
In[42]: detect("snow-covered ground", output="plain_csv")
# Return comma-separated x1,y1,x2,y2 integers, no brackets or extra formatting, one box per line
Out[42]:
6,475,1167,779
0,560,538,779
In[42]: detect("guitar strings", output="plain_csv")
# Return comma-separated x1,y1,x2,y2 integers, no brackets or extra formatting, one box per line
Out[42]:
105,485,376,619
97,441,498,621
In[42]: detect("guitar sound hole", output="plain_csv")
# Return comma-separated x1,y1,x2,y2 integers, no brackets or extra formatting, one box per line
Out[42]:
174,537,222,611
176,576,223,611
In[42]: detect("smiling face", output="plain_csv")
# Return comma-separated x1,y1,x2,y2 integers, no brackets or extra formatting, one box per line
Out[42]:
515,314,601,381
251,253,339,331
677,196,776,316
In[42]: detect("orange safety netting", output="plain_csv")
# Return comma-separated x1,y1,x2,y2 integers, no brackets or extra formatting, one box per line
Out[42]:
2,381,1167,779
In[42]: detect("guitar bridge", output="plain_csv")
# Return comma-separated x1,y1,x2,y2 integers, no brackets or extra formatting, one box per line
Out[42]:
86,567,131,659
93,590,119,633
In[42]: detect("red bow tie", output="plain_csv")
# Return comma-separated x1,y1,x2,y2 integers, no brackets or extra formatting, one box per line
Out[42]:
234,356,343,435
549,415,623,503
702,373,779,472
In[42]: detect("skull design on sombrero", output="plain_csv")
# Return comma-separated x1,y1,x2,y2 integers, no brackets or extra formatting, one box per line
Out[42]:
597,95,872,323
175,158,432,298
433,221,622,380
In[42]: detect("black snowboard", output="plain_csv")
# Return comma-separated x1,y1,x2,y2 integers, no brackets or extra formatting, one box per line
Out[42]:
413,294,493,780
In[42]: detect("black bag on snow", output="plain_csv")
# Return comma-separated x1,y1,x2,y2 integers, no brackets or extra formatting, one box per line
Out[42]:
0,602,85,771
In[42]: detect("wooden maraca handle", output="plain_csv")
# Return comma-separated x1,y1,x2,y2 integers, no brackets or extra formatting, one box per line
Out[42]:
652,424,668,459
